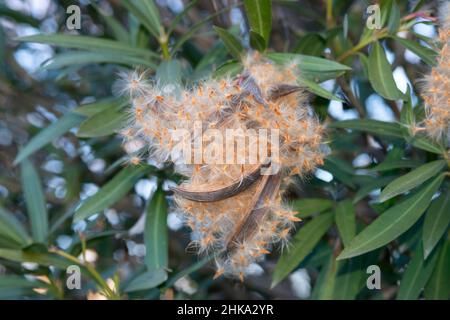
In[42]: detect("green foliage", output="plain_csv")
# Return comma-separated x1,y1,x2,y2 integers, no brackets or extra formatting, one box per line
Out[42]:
0,0,449,300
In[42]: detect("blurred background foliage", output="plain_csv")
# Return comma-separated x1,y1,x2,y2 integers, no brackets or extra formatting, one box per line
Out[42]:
0,0,449,300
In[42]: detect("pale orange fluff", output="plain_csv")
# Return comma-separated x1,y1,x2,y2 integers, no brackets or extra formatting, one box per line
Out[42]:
422,2,450,142
118,53,325,279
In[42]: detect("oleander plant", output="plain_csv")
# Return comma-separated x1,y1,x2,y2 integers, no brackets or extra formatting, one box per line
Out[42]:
0,0,449,300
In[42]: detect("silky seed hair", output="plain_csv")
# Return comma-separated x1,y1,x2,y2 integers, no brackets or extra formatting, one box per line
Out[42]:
117,53,325,280
421,2,450,142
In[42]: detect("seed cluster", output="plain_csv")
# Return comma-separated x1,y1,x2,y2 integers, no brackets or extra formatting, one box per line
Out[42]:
118,53,325,280
422,2,450,142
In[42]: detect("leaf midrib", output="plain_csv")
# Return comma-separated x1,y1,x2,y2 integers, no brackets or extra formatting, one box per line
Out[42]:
340,175,443,258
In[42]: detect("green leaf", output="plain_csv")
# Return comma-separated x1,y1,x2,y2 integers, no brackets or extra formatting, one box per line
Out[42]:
20,159,48,244
213,60,243,78
353,176,397,203
392,36,437,66
72,98,121,117
335,200,356,247
14,113,85,165
329,119,404,138
122,0,161,39
172,7,230,53
387,1,400,34
267,52,351,82
424,239,450,299
294,34,325,56
298,77,343,102
139,0,162,36
407,134,444,154
397,241,440,300
379,160,446,202
338,174,445,260
40,51,156,70
144,187,168,271
272,212,334,287
0,275,48,290
0,4,40,27
156,60,182,86
243,0,272,46
0,248,71,269
91,3,130,44
77,102,128,138
0,206,30,248
422,189,450,259
369,159,421,172
213,26,243,60
291,198,333,218
323,157,356,188
316,255,339,300
249,31,266,52
167,0,199,35
400,87,414,130
74,165,152,221
124,269,168,292
333,258,365,299
368,42,403,100
17,34,157,59
163,256,213,289
310,255,331,299
0,249,73,269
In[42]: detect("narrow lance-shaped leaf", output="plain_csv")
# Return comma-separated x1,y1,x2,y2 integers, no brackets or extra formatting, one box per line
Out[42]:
379,160,446,202
335,200,356,247
17,34,157,59
333,257,365,300
329,119,404,138
156,59,182,86
0,206,31,247
298,77,343,102
338,174,445,260
72,98,122,117
243,0,272,46
0,248,72,269
249,31,266,52
124,269,168,292
40,52,157,70
77,102,128,138
20,158,48,243
392,36,438,66
400,86,414,133
386,0,400,34
213,26,243,60
291,198,333,218
397,240,440,300
272,212,334,287
121,0,161,39
353,175,397,204
317,255,339,300
368,42,404,100
368,159,421,172
422,189,450,259
267,52,351,82
14,113,85,165
424,239,450,299
74,165,152,221
91,3,130,44
144,187,168,271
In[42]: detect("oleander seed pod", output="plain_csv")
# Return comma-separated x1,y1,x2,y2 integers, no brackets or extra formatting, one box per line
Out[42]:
421,2,450,143
117,53,326,280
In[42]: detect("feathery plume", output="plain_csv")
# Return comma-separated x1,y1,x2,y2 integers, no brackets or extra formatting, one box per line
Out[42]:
118,53,326,280
421,2,450,142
